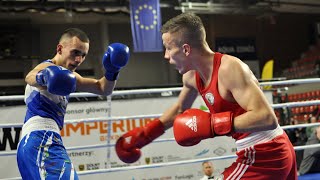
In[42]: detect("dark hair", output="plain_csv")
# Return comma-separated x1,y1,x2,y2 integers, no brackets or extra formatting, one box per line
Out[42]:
60,28,89,43
161,13,206,48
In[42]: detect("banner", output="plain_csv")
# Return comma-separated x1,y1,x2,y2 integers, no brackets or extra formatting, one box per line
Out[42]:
0,92,274,179
215,37,257,60
130,0,163,52
0,96,236,179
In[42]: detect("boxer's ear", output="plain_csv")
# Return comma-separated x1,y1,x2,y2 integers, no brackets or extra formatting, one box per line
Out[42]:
182,44,190,56
57,44,63,54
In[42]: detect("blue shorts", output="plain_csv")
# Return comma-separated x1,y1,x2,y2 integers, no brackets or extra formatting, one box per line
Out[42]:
17,130,79,180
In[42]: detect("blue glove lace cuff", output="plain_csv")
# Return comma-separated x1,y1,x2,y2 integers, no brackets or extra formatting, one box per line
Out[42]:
36,71,46,86
105,71,119,81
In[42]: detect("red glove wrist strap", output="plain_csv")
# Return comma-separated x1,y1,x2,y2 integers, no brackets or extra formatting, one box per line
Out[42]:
211,112,234,136
144,119,165,141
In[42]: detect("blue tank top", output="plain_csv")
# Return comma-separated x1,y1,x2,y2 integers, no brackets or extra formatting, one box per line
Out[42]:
24,60,69,129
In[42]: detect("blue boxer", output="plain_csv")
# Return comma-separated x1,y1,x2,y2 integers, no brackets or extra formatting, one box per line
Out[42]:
17,59,78,180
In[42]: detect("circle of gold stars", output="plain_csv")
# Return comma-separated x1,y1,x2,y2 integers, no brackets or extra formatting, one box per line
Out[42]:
134,4,157,30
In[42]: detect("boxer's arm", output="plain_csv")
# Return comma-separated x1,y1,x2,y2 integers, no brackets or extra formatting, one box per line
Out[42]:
115,71,198,163
25,62,113,95
159,71,199,130
115,80,197,163
75,43,129,96
219,55,277,133
116,119,165,163
74,73,116,96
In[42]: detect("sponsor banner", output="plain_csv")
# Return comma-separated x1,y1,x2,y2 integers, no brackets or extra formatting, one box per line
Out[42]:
138,135,236,166
0,155,21,178
0,101,111,122
77,157,235,180
65,101,110,120
1,96,209,179
59,95,237,179
62,96,206,147
0,105,25,123
110,96,196,116
0,93,267,179
0,127,21,151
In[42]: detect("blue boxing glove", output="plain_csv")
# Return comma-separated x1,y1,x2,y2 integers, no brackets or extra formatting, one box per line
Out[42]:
102,43,130,81
36,66,76,96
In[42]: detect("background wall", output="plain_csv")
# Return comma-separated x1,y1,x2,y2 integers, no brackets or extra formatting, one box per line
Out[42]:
0,8,319,94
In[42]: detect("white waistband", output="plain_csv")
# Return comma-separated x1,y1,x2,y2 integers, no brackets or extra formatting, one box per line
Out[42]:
21,116,60,138
235,125,283,151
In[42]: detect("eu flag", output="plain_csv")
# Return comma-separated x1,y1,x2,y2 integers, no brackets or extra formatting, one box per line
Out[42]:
130,0,163,52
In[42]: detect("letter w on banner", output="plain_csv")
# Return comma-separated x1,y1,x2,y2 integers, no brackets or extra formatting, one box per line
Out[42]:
130,0,163,52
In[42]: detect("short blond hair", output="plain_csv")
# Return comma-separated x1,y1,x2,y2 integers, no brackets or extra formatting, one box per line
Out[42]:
161,13,206,48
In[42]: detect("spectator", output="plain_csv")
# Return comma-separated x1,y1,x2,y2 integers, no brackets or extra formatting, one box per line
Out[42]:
285,118,307,170
286,118,308,145
299,126,320,175
306,116,318,139
200,161,215,180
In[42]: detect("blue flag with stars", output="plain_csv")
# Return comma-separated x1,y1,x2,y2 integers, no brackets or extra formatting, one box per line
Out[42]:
130,0,163,52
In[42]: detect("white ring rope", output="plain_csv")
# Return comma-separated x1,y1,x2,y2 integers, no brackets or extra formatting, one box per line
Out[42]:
0,78,320,101
0,114,163,128
282,122,320,130
0,87,183,101
259,78,320,86
77,155,239,176
70,143,320,176
272,100,320,109
1,122,320,157
5,142,320,179
0,99,319,156
1,99,319,129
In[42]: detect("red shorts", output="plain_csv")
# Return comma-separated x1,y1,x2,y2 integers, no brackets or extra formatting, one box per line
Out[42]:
223,126,297,180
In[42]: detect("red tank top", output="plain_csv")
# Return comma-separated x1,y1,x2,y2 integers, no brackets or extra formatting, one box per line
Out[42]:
195,52,249,140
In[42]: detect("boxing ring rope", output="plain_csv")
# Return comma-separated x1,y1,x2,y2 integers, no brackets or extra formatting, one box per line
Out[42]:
0,87,184,101
1,78,320,179
0,78,320,102
77,144,320,176
258,78,320,86
1,120,320,157
0,99,320,157
5,141,320,180
1,99,319,129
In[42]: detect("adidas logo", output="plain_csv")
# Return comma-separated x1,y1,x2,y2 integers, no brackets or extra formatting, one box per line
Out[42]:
125,136,132,144
185,116,197,132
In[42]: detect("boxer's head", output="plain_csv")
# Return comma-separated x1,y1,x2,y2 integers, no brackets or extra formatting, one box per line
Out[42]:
161,13,210,74
55,28,90,71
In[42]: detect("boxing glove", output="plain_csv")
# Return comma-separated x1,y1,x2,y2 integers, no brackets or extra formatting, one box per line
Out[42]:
173,109,233,146
36,66,76,96
103,43,130,81
115,119,164,163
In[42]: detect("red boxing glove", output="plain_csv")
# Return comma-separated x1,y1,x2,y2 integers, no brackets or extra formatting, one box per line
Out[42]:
173,109,233,146
115,119,165,163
